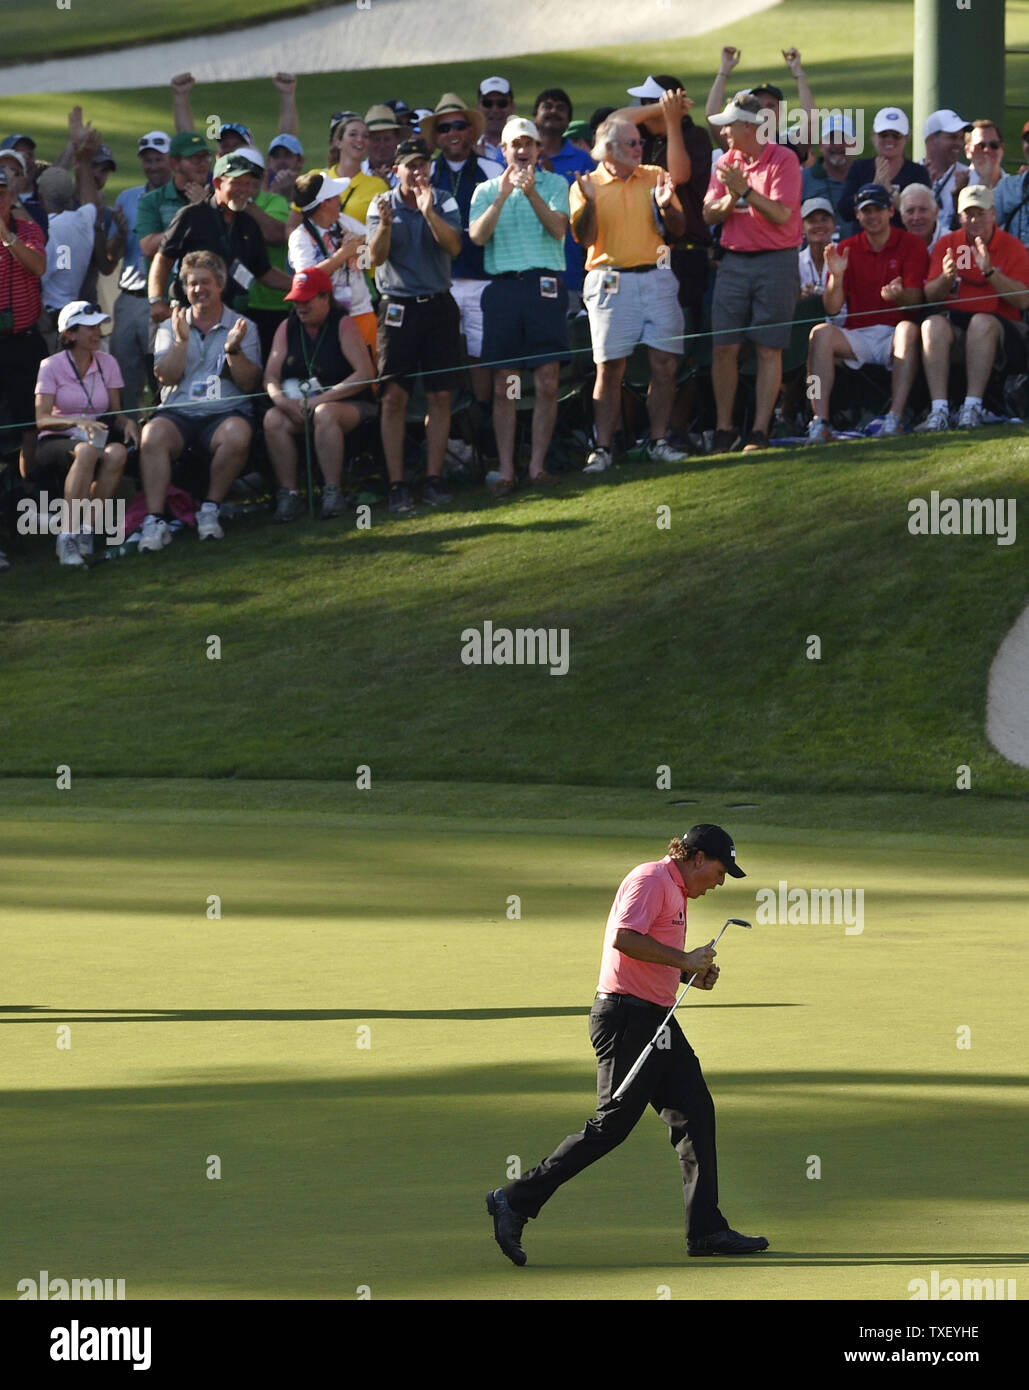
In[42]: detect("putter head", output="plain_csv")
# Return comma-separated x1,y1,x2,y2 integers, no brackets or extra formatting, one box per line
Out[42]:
726,918,752,928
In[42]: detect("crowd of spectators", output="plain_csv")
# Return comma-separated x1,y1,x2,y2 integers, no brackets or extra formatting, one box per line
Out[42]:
2,49,1028,568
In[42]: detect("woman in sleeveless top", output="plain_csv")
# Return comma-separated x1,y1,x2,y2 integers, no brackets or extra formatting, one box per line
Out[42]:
264,267,377,521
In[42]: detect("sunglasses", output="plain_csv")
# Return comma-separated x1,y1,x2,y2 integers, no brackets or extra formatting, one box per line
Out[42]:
619,138,643,148
973,140,1002,151
481,98,510,109
436,120,470,133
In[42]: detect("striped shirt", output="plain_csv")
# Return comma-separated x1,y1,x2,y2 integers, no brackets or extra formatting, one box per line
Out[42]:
0,214,45,331
469,169,568,274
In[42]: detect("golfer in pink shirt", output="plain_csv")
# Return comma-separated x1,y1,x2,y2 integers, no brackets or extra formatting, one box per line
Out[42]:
487,823,769,1264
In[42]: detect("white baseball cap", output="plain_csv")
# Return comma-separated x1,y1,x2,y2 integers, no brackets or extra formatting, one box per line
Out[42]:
235,145,266,170
138,130,171,154
0,147,26,172
924,108,972,139
295,172,350,212
501,117,540,144
709,93,764,127
801,197,836,219
58,300,110,333
873,106,910,136
627,76,666,101
820,114,856,141
479,76,512,97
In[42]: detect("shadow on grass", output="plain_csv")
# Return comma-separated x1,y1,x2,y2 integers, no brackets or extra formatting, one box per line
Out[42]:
1,1061,1023,1295
0,1003,801,1023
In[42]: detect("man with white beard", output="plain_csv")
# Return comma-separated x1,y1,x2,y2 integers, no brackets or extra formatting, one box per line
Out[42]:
147,152,291,315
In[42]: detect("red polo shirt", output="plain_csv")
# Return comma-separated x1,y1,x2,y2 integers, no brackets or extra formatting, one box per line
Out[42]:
838,225,929,329
596,856,689,1007
0,213,44,332
928,226,1029,322
705,142,803,252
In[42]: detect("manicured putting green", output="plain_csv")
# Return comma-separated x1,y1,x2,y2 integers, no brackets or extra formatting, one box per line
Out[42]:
1,783,1024,1300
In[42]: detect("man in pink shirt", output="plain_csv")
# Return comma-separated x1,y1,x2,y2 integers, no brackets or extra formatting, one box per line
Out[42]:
487,823,769,1265
704,93,803,453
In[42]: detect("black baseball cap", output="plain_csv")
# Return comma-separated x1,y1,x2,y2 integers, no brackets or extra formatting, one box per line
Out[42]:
856,181,892,210
750,81,785,102
683,824,746,878
394,137,431,166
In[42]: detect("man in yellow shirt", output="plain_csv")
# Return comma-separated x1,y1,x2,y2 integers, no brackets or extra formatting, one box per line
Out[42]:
569,116,687,473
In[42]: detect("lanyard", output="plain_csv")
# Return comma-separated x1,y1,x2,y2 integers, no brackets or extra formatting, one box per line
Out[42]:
932,164,957,202
299,317,330,378
64,349,101,413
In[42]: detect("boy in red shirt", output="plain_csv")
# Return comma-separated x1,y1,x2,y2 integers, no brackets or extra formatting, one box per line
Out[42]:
806,182,928,441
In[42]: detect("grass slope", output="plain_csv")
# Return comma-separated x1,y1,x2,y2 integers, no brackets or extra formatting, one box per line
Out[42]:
1,786,1024,1299
2,433,1028,796
3,0,1029,200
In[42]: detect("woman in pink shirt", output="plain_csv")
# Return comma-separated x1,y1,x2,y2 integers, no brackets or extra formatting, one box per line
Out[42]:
33,300,137,565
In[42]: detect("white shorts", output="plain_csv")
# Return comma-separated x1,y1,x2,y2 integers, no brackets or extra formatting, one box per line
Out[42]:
449,277,488,358
583,265,684,363
839,323,896,370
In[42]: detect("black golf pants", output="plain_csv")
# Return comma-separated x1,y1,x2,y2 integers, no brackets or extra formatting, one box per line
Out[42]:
504,994,731,1241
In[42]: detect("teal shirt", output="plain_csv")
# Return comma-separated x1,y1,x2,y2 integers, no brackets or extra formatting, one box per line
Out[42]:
469,170,569,275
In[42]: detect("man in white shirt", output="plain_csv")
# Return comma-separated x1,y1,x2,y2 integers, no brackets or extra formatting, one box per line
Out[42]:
923,109,971,232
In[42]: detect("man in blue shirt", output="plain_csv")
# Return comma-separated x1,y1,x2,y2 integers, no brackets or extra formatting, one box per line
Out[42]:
425,93,502,430
533,88,594,310
367,139,464,513
111,131,172,411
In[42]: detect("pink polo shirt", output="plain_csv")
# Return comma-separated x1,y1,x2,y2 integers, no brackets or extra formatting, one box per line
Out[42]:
596,856,688,1007
705,142,802,252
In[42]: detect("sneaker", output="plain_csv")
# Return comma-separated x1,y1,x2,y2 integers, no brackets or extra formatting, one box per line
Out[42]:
486,1188,528,1267
583,446,613,474
489,475,517,500
957,401,985,429
196,502,224,541
879,412,902,437
76,530,95,558
421,477,452,506
56,533,85,567
274,488,304,523
710,428,741,454
915,407,950,433
742,429,769,452
806,417,832,444
320,485,343,520
688,1227,769,1257
138,515,171,552
388,484,416,516
647,437,687,464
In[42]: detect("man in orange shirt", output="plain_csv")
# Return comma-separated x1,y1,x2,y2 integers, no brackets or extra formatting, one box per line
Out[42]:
918,184,1029,431
569,115,687,473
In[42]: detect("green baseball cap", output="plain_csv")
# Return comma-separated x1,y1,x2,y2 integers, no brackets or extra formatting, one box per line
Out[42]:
213,152,255,179
169,131,210,159
565,120,590,142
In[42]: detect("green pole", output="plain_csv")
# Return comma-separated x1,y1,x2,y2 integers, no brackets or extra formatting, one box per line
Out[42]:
913,0,1006,160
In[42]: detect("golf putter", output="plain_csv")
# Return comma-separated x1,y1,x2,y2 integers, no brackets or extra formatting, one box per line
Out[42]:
611,918,752,1102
